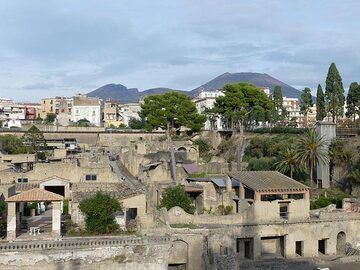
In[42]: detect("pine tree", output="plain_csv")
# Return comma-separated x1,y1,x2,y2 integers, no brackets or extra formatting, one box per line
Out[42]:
316,84,326,121
346,82,360,122
325,63,345,122
300,87,313,127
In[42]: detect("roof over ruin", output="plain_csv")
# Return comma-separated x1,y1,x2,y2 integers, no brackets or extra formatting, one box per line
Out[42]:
6,188,64,202
71,182,144,203
230,171,309,193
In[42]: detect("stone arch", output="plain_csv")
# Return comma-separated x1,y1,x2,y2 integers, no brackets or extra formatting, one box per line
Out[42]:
168,239,188,269
177,147,187,152
336,231,346,255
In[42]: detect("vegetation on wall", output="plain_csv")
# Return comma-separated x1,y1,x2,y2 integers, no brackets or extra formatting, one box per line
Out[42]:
160,185,195,214
193,138,212,162
79,192,122,234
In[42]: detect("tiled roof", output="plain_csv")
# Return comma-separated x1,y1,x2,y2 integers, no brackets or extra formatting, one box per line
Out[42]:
6,188,64,202
16,183,40,191
229,171,309,193
72,182,143,203
183,163,201,174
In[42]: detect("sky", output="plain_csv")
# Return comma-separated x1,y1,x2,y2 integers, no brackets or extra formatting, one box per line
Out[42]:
0,0,359,102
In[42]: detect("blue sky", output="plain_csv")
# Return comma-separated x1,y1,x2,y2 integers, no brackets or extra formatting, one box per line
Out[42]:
0,0,359,101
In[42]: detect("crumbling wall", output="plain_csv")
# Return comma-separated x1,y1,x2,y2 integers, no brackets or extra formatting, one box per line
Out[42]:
0,236,170,270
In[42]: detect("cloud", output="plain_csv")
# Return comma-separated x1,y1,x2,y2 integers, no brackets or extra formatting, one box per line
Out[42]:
0,0,359,101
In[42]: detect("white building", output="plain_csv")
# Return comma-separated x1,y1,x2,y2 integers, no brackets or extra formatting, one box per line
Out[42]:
193,89,224,130
71,95,101,126
0,98,26,128
283,97,300,121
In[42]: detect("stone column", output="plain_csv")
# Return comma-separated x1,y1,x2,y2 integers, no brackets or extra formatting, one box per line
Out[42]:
52,201,61,237
253,236,262,259
7,202,16,241
225,176,232,192
254,192,261,202
239,183,245,199
316,122,336,189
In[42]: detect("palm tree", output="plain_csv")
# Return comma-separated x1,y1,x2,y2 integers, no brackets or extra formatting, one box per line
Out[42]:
275,146,297,179
295,129,329,189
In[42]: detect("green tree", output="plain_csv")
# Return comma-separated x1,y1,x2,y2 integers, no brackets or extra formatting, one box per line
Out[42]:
346,82,360,123
273,85,284,112
316,84,326,121
214,83,274,170
75,119,92,127
160,185,195,214
22,126,46,158
325,63,345,122
295,129,329,188
128,118,145,129
272,85,288,123
0,135,29,154
275,146,298,179
140,92,206,182
247,157,278,171
79,192,122,234
300,87,314,127
45,113,57,124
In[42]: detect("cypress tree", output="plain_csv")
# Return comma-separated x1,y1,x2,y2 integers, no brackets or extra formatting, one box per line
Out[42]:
316,84,326,121
325,63,345,122
273,85,284,111
300,87,313,127
346,82,360,122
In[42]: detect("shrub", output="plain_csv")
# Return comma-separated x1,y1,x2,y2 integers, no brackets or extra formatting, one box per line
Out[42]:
63,199,69,215
247,157,278,171
217,139,234,155
160,185,195,214
193,138,212,161
0,200,5,216
128,118,145,129
218,205,233,215
251,127,306,134
79,192,122,234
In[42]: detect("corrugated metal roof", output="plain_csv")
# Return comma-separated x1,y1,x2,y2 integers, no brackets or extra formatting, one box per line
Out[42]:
230,171,309,193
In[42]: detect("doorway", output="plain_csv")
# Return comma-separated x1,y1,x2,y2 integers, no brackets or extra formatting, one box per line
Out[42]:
318,239,327,255
336,232,346,255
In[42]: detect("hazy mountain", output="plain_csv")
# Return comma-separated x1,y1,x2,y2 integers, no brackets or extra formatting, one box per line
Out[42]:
87,72,303,103
140,88,187,97
87,84,139,103
190,72,303,98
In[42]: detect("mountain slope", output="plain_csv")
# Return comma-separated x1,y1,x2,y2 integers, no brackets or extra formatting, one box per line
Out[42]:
87,84,139,103
191,72,302,98
87,72,303,103
140,87,188,97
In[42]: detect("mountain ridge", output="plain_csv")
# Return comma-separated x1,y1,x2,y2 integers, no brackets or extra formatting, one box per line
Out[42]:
87,72,303,103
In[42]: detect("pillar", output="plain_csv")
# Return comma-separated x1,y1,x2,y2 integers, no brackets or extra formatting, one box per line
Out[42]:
52,201,61,237
253,236,262,259
225,176,232,192
239,183,245,199
254,192,261,202
316,122,336,188
7,202,16,241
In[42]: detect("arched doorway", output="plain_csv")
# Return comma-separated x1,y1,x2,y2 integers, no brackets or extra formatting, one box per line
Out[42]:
336,231,346,255
168,240,188,270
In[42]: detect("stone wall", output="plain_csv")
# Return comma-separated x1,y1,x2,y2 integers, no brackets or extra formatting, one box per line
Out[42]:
0,235,170,270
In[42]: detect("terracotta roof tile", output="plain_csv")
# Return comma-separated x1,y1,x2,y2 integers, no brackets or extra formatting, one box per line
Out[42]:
229,171,309,193
6,188,64,202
